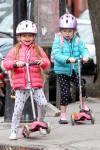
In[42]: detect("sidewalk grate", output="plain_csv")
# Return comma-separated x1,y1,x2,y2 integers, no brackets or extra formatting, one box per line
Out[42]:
0,145,43,150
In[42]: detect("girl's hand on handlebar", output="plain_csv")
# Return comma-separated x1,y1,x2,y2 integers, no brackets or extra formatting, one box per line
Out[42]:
37,59,44,66
16,61,25,67
83,57,89,63
68,57,76,63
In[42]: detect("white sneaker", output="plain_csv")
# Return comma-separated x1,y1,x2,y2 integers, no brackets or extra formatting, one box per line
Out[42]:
9,132,17,140
40,128,47,135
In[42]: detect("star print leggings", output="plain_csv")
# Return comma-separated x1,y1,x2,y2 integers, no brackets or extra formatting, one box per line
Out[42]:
11,88,47,134
57,71,86,106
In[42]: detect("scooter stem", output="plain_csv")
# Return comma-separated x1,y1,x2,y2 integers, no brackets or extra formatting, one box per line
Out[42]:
26,63,37,120
78,60,83,110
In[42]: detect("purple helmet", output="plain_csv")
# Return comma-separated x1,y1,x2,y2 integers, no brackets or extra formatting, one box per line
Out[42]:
58,14,77,29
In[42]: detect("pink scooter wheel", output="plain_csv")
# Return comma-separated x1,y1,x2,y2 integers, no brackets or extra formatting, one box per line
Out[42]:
71,114,75,126
23,124,30,138
90,113,95,124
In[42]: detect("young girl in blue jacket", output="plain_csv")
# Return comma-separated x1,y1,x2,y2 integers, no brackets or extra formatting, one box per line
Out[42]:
52,14,91,124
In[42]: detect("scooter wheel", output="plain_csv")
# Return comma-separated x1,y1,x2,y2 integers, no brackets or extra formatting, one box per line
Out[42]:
90,113,95,124
23,124,30,138
46,122,51,134
71,114,75,126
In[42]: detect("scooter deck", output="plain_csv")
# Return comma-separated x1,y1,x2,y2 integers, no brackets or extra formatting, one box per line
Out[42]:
75,112,91,121
30,121,47,132
22,121,47,133
21,121,51,137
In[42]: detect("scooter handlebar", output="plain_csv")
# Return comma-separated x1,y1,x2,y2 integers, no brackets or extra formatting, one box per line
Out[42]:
66,58,93,63
13,61,38,68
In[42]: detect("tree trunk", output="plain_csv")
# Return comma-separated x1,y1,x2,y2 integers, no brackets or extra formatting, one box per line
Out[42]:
88,0,100,96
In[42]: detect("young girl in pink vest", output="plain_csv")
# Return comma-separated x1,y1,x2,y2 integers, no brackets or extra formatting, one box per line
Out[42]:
3,20,50,140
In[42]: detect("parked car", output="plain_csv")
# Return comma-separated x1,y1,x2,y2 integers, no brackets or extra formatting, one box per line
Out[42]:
77,17,96,65
77,10,97,78
0,0,33,37
0,1,13,37
79,9,90,20
0,0,33,58
0,0,35,66
0,33,13,58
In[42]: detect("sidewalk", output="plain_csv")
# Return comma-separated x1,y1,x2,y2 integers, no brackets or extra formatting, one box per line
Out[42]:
0,97,100,150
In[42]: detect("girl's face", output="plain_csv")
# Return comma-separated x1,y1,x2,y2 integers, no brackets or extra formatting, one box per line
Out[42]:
18,33,36,45
60,28,75,40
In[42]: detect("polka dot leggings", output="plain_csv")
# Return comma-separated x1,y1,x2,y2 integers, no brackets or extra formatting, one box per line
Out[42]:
11,88,47,134
57,72,86,106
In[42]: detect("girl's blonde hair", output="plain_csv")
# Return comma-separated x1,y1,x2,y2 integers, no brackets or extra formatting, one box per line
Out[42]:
10,43,47,84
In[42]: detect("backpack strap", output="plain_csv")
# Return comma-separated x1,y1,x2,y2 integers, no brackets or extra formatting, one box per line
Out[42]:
76,36,79,45
55,32,64,48
51,33,64,63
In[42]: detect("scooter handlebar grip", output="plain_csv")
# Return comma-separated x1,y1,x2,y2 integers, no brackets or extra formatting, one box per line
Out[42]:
29,62,38,66
66,59,70,63
66,59,77,63
13,64,26,68
88,58,93,63
81,58,93,63
13,64,18,68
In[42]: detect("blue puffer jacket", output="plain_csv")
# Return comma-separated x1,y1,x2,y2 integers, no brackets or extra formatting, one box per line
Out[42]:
52,34,90,76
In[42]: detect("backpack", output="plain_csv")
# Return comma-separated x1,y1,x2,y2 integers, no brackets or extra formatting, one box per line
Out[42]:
51,33,79,63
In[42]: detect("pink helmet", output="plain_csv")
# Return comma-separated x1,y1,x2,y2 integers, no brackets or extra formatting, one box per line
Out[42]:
58,14,77,29
16,20,37,34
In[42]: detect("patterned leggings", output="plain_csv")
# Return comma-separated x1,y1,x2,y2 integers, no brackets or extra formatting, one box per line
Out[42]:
57,72,86,106
11,88,47,134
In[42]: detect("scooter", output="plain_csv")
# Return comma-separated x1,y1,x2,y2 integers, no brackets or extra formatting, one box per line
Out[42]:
14,62,51,137
70,59,95,125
